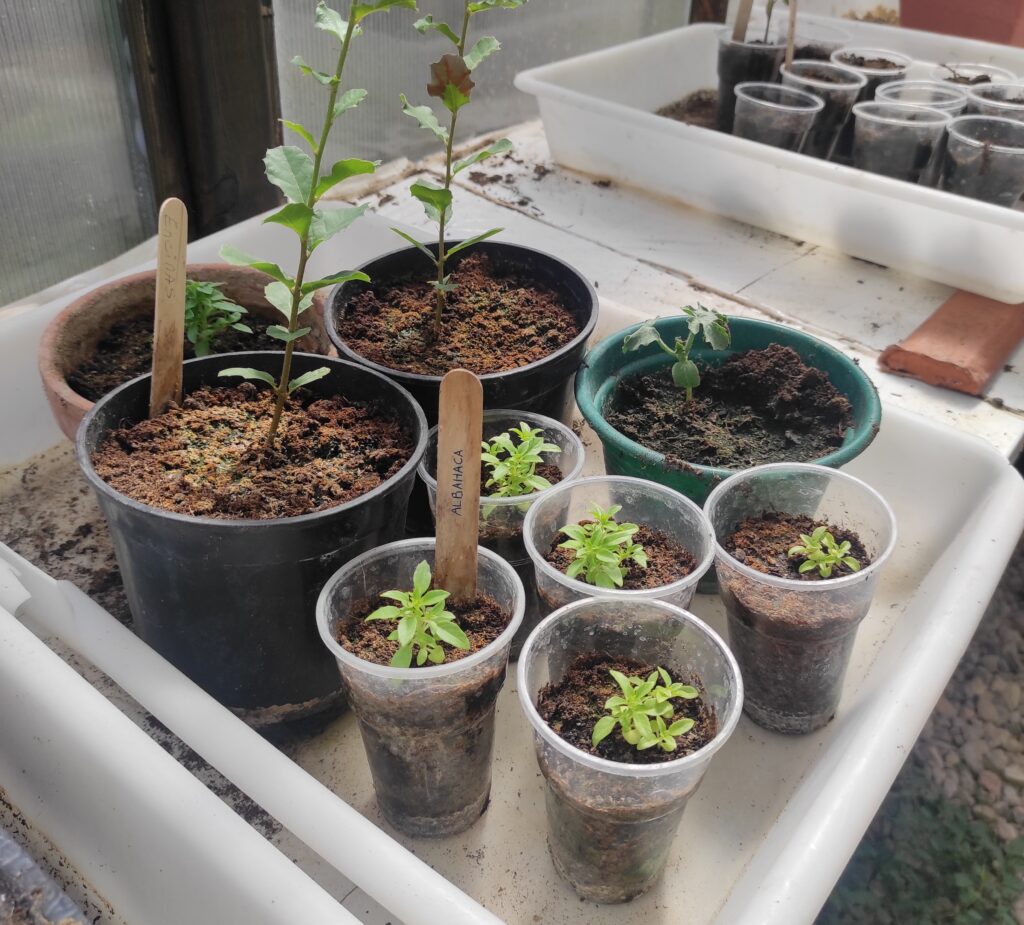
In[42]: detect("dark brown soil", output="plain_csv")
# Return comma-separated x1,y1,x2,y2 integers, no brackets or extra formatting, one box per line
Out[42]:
792,65,851,84
837,53,902,70
90,382,413,519
67,314,282,402
725,512,871,580
544,524,697,589
337,592,511,667
339,252,581,376
657,89,719,130
537,652,717,764
606,344,854,469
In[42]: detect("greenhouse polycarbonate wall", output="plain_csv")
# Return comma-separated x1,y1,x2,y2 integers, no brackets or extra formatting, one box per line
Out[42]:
0,1,155,307
273,0,691,164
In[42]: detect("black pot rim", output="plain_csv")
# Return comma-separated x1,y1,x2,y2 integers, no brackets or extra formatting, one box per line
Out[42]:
325,239,599,385
75,351,429,530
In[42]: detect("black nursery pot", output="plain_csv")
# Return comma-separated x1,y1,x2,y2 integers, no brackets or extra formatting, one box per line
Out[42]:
76,352,427,724
326,240,598,426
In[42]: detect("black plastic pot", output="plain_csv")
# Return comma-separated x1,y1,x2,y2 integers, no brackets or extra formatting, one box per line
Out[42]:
76,352,427,724
327,240,597,533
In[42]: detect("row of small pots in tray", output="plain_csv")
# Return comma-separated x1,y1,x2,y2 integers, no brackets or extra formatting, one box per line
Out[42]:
46,240,887,903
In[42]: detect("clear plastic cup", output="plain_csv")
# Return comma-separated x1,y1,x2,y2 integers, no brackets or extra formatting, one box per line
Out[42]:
717,26,787,133
876,79,969,114
852,102,951,184
941,115,1024,208
517,597,742,903
418,409,585,658
733,82,825,151
523,475,715,617
781,60,867,158
965,81,1024,121
317,538,524,836
830,48,913,160
704,463,896,735
931,62,1016,87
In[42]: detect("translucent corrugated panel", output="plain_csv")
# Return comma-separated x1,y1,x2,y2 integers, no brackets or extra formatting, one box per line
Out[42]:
0,0,155,306
273,1,691,164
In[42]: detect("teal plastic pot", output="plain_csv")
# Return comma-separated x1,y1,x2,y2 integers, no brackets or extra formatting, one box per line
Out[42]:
575,316,881,504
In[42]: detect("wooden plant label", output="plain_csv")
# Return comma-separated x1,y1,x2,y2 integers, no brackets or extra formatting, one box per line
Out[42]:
149,197,188,417
785,0,799,69
732,0,755,41
433,369,483,602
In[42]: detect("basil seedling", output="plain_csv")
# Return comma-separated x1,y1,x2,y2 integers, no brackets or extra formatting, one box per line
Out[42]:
592,667,700,753
788,525,862,578
558,504,647,589
184,280,251,358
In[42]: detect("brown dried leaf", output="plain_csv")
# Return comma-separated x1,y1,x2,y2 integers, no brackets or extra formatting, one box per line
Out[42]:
427,54,475,100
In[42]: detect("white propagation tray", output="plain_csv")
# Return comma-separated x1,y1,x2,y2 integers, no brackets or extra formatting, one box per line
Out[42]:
2,211,1024,925
515,18,1024,303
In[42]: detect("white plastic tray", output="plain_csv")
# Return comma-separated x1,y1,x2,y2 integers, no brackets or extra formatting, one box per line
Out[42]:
2,212,1024,925
515,18,1024,303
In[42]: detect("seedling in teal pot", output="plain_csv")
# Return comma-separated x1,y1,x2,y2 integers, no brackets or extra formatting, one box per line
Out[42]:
622,305,731,401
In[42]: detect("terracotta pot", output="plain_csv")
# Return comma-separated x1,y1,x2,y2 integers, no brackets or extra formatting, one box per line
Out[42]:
38,264,332,441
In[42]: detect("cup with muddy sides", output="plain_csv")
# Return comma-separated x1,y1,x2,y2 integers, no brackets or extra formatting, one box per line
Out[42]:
941,115,1024,208
852,102,951,185
931,62,1016,88
829,47,913,160
733,82,824,152
705,462,896,735
876,79,969,115
791,20,851,62
317,538,524,837
716,25,786,133
965,81,1024,122
517,597,743,903
781,60,867,158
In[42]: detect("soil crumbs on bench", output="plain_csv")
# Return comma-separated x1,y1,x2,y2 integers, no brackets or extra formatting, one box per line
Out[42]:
337,593,511,666
340,252,581,376
537,652,717,764
68,315,282,402
91,382,413,519
657,89,719,130
606,344,854,469
725,511,871,580
545,524,697,589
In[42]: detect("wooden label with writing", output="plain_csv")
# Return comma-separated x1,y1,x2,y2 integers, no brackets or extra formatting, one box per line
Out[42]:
149,197,188,417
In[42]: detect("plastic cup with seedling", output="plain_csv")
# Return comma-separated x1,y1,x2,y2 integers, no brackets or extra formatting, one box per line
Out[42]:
557,503,648,589
788,524,862,578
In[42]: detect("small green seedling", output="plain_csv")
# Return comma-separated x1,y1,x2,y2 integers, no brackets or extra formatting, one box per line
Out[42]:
364,560,470,668
788,525,862,578
395,0,527,340
219,1,414,445
557,504,647,589
622,304,731,401
184,280,251,358
481,423,559,497
592,667,699,753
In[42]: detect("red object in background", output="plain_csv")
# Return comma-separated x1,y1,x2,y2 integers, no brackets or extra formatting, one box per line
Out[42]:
900,0,1024,47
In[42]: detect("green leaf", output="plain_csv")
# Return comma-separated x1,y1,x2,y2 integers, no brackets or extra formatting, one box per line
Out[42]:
292,54,335,86
263,202,314,237
446,228,502,257
672,358,700,390
468,0,527,11
280,119,317,151
414,14,459,43
453,137,512,174
300,270,370,295
391,228,437,263
333,88,368,119
352,0,417,22
667,718,695,736
622,321,668,354
288,367,331,393
441,83,470,113
465,36,500,70
365,605,400,621
314,3,350,42
396,613,417,647
391,644,413,669
266,325,312,343
413,560,432,596
264,281,295,319
410,180,453,225
264,145,314,204
218,367,277,387
434,621,470,649
308,204,370,250
219,245,292,286
592,715,616,747
314,158,378,198
400,94,448,142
